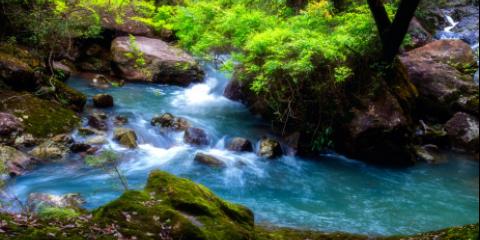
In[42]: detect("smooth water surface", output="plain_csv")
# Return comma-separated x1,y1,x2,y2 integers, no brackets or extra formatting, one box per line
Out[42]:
4,65,479,235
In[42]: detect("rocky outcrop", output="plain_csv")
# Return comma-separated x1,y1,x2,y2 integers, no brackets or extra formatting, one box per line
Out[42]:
340,91,415,166
400,40,478,120
228,137,253,152
258,138,283,159
445,112,479,153
151,113,190,131
184,127,209,146
93,94,114,108
194,153,226,168
111,36,203,86
0,145,35,176
113,128,138,149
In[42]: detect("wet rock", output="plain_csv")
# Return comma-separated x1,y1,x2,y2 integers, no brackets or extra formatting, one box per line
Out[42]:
13,133,37,147
78,127,104,136
414,145,446,164
93,94,114,108
400,40,479,119
85,135,108,145
227,137,253,152
445,112,479,152
406,17,433,50
194,153,226,168
90,74,111,89
113,128,138,149
88,113,109,131
415,120,449,147
111,36,203,86
0,145,35,176
184,127,209,146
258,138,283,159
0,112,23,136
151,113,190,131
27,193,85,212
0,49,38,91
29,141,69,161
114,115,129,126
51,134,74,145
70,143,92,153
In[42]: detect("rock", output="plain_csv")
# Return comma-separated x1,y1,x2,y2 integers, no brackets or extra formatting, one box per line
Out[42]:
258,138,283,159
52,61,74,77
78,127,104,136
114,115,128,126
93,94,114,108
48,78,87,112
340,91,415,166
406,17,433,50
0,145,34,176
93,171,254,239
88,113,109,131
90,74,111,89
27,193,85,212
414,145,446,164
13,133,37,147
415,120,449,147
194,153,226,168
0,49,38,91
85,135,108,145
183,127,209,146
111,36,204,86
113,128,138,149
29,141,69,161
51,134,74,145
151,113,190,131
70,143,92,153
0,112,23,136
0,92,81,138
445,112,479,152
227,137,253,152
400,40,479,119
224,78,246,102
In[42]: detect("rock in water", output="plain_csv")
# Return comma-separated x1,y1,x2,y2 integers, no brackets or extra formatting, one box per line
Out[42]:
29,140,69,161
113,128,138,148
111,36,204,86
85,135,108,145
194,153,226,168
151,113,190,131
0,146,34,176
184,127,209,146
93,94,114,108
445,112,479,153
0,112,23,136
258,138,283,159
88,112,109,131
227,137,253,152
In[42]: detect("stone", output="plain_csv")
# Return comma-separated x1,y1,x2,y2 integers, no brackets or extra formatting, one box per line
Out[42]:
70,143,92,153
78,127,104,136
88,113,109,131
406,17,433,50
151,113,190,131
114,115,129,126
414,145,446,164
29,141,69,161
13,133,37,147
227,137,253,152
194,153,226,168
445,112,479,152
0,145,34,176
113,128,138,149
258,138,283,159
93,94,114,108
111,36,204,86
90,74,111,89
0,112,23,136
27,193,85,212
183,127,209,146
85,135,108,145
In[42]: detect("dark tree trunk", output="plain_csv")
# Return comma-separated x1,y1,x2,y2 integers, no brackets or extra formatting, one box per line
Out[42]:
367,0,421,63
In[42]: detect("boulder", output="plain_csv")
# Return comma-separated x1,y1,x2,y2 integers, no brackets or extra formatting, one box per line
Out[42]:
93,94,114,108
88,112,109,131
0,50,38,91
227,137,253,152
29,141,69,161
194,153,226,168
111,36,204,86
400,40,479,119
0,145,34,176
258,138,283,159
406,17,433,50
414,145,446,164
113,128,138,149
445,112,479,152
70,143,92,153
27,193,85,212
78,127,104,136
183,127,209,146
93,171,254,239
339,91,415,166
85,135,108,145
151,113,190,131
0,112,23,136
90,74,111,89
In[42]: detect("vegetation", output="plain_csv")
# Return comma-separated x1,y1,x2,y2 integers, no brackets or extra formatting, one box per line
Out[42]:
85,149,129,191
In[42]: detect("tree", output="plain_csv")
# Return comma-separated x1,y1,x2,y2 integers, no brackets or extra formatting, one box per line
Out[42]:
367,0,421,63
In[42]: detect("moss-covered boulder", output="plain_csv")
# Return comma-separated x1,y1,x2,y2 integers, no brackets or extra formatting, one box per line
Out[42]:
0,91,81,138
94,170,254,240
113,128,138,148
0,46,40,91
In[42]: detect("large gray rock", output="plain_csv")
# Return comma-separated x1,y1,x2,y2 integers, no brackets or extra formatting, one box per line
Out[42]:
29,140,69,161
400,40,479,119
111,36,204,86
0,145,34,176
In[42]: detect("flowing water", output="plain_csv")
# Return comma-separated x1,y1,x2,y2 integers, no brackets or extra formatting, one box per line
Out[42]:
4,64,479,236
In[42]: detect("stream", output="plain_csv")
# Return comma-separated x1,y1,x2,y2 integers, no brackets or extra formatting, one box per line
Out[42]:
3,63,479,236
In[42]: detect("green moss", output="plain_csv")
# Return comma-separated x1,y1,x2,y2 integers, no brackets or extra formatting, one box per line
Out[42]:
0,91,80,138
37,207,81,220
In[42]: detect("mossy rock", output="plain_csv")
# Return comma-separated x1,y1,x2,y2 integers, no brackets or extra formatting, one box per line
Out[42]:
93,170,254,240
0,91,80,138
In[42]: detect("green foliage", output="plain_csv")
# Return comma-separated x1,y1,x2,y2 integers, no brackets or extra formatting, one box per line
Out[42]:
334,66,353,83
85,150,119,168
37,206,80,220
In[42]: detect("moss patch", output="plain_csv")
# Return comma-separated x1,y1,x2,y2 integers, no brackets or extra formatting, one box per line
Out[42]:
0,90,80,138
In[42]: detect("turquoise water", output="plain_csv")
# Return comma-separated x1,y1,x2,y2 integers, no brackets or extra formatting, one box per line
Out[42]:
4,64,479,235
